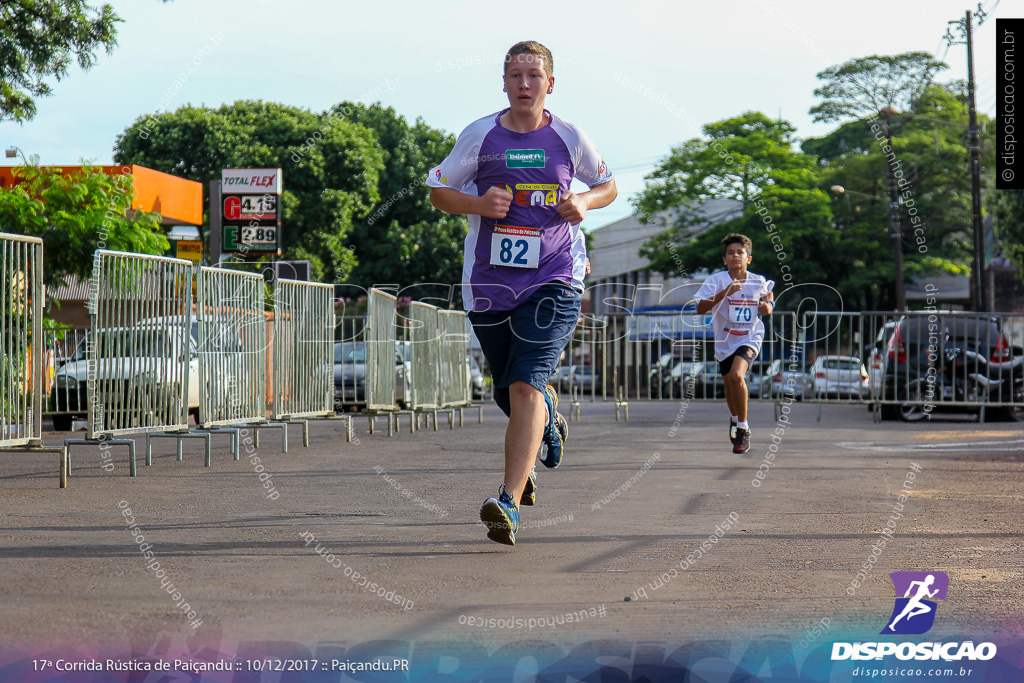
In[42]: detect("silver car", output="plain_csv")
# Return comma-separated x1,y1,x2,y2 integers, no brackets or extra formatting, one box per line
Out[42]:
764,358,808,400
809,355,869,399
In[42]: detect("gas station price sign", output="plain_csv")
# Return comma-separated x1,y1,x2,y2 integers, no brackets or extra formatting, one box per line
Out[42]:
221,168,282,255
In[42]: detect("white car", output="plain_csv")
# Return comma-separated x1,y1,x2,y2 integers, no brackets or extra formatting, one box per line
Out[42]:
763,358,808,400
809,355,869,399
50,323,200,431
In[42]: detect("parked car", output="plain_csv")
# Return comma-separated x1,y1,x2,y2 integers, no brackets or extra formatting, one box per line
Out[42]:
764,358,808,400
549,364,599,395
49,323,200,431
549,365,573,393
746,359,774,398
866,321,897,398
469,355,488,400
670,361,725,399
570,365,600,396
809,355,869,399
880,314,1023,421
334,341,408,411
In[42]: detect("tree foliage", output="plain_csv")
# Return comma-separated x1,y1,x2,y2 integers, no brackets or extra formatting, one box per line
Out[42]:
806,82,993,309
115,100,465,289
809,52,948,124
0,162,167,288
991,189,1024,273
0,1,123,122
635,112,835,297
114,100,384,282
326,102,467,292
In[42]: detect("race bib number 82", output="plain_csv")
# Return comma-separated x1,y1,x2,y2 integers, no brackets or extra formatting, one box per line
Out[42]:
490,224,541,269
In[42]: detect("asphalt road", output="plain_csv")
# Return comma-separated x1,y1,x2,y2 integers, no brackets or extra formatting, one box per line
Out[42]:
1,399,1022,670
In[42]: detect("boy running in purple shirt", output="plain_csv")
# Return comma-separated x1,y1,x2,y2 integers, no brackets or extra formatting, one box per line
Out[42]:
427,40,616,545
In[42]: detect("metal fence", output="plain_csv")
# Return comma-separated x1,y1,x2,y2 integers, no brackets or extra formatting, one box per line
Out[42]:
408,302,441,411
772,310,1024,420
196,267,266,427
88,250,194,438
547,308,1023,423
584,311,799,403
46,325,89,430
365,288,398,411
272,279,333,420
0,233,44,446
438,310,470,408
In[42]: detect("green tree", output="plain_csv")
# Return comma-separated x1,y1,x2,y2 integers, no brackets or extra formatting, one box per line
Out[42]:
0,162,167,288
808,52,961,309
636,111,834,297
114,100,384,282
806,81,992,309
328,102,468,293
809,52,948,123
0,1,167,122
991,189,1024,272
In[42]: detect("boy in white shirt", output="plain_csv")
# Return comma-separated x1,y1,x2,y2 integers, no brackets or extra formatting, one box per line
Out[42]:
695,234,774,454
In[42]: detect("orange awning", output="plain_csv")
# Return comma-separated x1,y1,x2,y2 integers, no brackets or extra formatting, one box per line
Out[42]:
0,164,203,226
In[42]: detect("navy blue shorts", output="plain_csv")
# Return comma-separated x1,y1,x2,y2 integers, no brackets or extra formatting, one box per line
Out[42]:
469,282,582,416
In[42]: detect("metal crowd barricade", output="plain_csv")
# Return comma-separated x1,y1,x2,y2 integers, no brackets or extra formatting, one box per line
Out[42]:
332,314,366,411
562,314,607,419
64,250,202,474
0,233,66,487
438,310,469,408
408,302,441,412
44,325,89,432
360,288,409,436
365,288,398,411
272,279,334,444
438,309,479,428
192,267,280,455
871,310,1024,423
798,311,880,420
407,301,448,430
406,301,445,430
592,310,802,421
196,267,266,426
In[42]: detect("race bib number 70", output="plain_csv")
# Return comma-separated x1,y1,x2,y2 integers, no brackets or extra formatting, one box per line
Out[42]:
728,300,758,324
490,224,541,269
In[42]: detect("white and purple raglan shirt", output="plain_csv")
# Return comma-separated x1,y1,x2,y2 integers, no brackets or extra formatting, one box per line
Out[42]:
426,109,613,312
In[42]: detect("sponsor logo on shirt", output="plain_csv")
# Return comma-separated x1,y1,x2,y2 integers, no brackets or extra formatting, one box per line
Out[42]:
513,183,559,207
505,149,546,168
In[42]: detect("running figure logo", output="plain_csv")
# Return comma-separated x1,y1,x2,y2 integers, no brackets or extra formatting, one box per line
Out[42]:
881,571,949,635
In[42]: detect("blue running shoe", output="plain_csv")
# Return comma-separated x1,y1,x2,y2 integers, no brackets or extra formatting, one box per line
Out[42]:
521,469,537,506
540,386,567,469
480,485,520,546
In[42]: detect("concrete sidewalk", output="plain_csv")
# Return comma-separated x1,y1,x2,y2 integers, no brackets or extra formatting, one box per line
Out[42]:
1,400,1021,654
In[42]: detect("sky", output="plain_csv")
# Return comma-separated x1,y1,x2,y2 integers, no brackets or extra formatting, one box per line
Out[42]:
1,0,1010,230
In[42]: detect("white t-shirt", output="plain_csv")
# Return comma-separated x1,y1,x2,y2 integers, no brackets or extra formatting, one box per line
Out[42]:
695,270,774,361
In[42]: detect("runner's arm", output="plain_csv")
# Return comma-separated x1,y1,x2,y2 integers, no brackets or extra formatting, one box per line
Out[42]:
696,279,743,315
556,179,618,225
696,288,726,315
430,186,511,219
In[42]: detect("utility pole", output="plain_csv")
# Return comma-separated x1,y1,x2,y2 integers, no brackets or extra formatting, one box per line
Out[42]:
880,107,906,312
946,4,988,311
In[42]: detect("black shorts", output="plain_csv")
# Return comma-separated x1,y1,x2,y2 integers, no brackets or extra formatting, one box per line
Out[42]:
719,346,757,375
